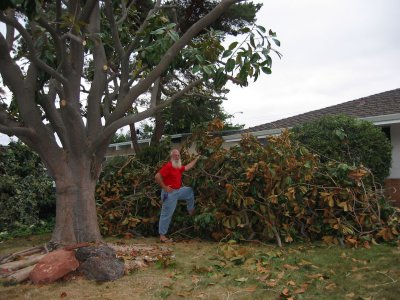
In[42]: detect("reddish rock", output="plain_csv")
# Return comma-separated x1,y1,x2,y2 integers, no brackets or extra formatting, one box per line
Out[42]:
29,249,79,284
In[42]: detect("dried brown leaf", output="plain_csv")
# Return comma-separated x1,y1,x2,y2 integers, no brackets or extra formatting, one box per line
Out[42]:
283,264,299,270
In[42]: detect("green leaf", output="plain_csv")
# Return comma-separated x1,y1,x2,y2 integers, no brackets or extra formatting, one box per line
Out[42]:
235,54,242,65
272,38,281,47
225,58,236,72
250,53,261,64
261,67,272,74
192,65,201,74
228,41,239,51
222,50,232,58
151,28,165,35
203,65,213,75
250,34,256,48
262,48,270,57
165,23,176,30
257,25,266,33
168,31,179,42
195,54,204,62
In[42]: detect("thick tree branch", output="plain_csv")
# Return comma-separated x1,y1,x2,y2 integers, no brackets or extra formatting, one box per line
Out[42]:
4,8,15,50
35,14,66,71
150,77,161,108
118,0,162,102
0,32,20,70
36,81,69,149
117,0,137,26
0,12,68,87
78,0,99,24
0,124,35,138
104,0,124,58
0,111,35,139
86,2,108,140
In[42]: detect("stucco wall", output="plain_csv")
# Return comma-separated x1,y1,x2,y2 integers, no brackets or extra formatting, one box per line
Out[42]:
388,123,400,178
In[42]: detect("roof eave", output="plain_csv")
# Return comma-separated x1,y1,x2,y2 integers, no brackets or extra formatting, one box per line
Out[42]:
361,113,400,126
223,113,400,143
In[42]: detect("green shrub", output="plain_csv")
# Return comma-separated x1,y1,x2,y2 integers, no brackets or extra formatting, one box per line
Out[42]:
135,138,172,166
0,141,55,233
290,115,392,184
0,218,54,241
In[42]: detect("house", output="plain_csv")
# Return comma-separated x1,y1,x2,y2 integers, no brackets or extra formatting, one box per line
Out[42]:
222,88,400,206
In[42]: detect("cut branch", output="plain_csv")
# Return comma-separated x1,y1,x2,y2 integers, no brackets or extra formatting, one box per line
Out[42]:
4,265,36,284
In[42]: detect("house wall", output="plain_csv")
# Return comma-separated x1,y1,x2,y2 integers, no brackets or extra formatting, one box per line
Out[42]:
388,123,400,178
385,123,400,206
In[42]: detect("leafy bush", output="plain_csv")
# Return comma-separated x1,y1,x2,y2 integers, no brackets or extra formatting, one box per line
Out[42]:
0,142,55,233
135,138,172,166
290,115,392,184
0,219,54,241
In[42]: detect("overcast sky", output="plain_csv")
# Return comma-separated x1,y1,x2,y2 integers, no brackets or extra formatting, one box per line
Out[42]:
1,0,399,144
224,0,400,128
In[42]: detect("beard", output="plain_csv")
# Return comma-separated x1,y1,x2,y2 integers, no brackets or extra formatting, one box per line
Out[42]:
171,159,182,169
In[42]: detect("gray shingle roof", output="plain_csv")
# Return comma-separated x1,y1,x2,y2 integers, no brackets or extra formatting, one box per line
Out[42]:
245,88,400,133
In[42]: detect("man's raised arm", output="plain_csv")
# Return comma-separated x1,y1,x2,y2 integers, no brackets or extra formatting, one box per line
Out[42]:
184,155,200,171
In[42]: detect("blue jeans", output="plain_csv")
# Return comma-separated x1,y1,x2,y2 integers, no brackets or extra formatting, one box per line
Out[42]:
158,187,194,235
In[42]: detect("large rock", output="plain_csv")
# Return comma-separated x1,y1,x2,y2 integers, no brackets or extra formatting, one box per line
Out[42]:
76,245,125,282
75,245,115,262
79,256,125,281
29,249,79,284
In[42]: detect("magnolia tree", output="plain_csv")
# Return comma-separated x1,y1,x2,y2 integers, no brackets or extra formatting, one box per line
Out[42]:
0,0,280,245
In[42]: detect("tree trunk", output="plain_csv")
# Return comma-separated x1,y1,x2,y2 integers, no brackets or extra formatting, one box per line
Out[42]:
51,157,102,245
150,110,165,146
150,78,164,146
129,123,141,154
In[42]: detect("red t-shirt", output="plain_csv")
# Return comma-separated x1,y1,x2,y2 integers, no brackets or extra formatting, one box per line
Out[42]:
159,161,185,189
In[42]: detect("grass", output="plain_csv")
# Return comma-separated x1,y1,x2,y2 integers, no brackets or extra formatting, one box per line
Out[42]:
1,234,399,300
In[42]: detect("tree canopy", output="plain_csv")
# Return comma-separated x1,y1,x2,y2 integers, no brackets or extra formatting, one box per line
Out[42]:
0,0,280,244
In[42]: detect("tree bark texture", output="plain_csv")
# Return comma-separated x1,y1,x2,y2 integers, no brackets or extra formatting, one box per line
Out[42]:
51,158,102,244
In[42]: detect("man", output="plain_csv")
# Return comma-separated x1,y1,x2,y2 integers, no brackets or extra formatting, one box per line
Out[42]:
155,149,200,243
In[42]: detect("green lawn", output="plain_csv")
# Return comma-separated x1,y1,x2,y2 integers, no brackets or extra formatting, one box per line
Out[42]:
1,234,399,299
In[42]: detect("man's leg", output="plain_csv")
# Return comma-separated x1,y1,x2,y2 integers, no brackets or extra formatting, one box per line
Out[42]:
158,190,178,239
177,186,195,215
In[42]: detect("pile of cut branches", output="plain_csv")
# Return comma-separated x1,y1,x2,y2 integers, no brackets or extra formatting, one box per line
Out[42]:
96,120,400,246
